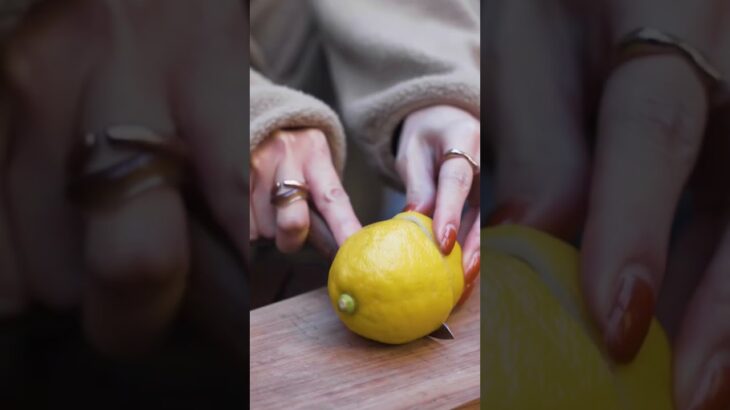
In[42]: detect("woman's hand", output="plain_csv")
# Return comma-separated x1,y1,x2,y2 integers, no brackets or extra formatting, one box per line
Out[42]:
488,0,730,408
396,105,481,301
1,0,250,357
250,128,361,253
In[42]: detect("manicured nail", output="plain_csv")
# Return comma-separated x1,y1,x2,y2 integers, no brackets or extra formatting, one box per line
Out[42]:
486,202,527,226
464,253,480,285
604,265,655,363
439,224,457,254
689,357,730,410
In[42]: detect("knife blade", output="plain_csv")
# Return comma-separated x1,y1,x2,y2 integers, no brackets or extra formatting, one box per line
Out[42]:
428,322,455,340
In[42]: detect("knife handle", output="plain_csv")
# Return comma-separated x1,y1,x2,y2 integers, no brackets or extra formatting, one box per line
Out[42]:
307,208,338,262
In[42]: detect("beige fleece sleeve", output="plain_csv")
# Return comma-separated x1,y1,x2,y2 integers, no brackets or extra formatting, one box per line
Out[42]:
311,0,480,187
249,68,347,175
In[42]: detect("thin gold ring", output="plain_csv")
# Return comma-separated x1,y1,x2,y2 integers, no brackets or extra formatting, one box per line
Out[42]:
271,179,309,207
442,148,480,174
616,27,728,105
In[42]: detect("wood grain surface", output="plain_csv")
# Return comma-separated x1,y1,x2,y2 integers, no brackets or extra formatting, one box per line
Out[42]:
250,282,481,409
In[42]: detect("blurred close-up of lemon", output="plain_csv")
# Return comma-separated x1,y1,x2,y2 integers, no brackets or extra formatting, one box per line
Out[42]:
327,211,464,344
482,225,673,409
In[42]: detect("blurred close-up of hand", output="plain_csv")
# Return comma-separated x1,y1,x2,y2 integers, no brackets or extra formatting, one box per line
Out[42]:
487,0,730,408
0,4,249,406
1,0,249,356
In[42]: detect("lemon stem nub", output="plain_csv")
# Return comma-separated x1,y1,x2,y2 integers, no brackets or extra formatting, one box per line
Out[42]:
338,293,356,314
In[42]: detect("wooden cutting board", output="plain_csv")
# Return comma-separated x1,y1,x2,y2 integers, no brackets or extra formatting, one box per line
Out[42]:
250,281,481,409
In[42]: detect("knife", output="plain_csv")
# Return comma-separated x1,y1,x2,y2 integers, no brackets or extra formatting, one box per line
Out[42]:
428,322,456,340
306,208,339,262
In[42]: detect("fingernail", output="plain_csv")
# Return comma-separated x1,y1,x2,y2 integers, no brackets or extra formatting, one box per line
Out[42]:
604,265,655,363
486,202,527,226
402,203,417,212
439,224,457,254
465,253,480,285
689,357,730,410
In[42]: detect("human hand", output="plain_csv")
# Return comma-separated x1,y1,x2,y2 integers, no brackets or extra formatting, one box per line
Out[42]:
250,128,361,253
488,1,730,408
1,0,249,357
397,105,481,303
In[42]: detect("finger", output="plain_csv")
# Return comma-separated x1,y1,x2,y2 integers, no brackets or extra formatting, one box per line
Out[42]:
4,14,92,310
655,208,722,340
655,116,730,339
273,160,310,253
486,0,589,241
581,55,707,363
84,189,188,356
395,140,436,214
250,150,277,239
460,207,481,286
304,134,361,245
80,55,188,356
673,225,730,410
456,277,479,307
458,202,479,244
666,105,730,410
433,146,475,255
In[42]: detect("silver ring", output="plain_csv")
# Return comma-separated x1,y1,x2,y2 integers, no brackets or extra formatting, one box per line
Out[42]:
67,125,186,208
617,27,728,105
442,148,480,174
271,179,309,207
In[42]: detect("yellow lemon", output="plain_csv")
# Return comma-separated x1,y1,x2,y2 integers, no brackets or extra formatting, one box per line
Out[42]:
328,211,464,344
482,225,673,409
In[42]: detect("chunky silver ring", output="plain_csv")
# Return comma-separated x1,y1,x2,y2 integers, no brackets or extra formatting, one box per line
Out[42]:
442,148,480,174
67,125,187,209
617,27,728,105
271,179,309,207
